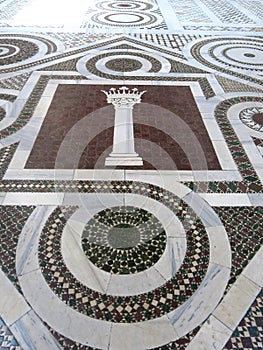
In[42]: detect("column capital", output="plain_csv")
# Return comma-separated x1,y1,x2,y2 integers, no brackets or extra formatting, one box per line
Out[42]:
101,86,146,108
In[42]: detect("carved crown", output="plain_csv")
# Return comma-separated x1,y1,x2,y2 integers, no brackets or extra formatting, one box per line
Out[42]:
101,86,146,107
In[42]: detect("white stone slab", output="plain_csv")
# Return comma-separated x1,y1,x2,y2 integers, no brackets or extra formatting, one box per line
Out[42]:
183,192,222,227
19,269,111,349
213,275,260,331
200,193,252,206
16,206,55,276
168,263,230,338
10,310,62,350
61,219,110,294
212,141,237,170
0,269,30,327
248,193,263,206
110,316,178,350
206,226,231,268
3,193,65,205
74,169,125,180
125,173,192,197
242,246,263,287
186,315,232,350
107,268,166,296
4,169,75,180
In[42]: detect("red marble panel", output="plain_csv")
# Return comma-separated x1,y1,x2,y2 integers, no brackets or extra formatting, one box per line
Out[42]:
25,84,221,170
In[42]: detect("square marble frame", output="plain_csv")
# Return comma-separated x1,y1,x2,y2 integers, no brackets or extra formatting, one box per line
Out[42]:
4,73,240,185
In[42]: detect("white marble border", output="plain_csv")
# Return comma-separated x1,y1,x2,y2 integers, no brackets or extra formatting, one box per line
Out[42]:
187,245,263,350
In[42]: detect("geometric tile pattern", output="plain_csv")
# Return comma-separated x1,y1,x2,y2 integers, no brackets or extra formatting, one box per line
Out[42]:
187,96,263,193
200,0,253,23
82,206,167,274
38,197,209,323
0,318,21,350
0,205,35,292
216,207,263,289
224,290,263,349
0,0,262,349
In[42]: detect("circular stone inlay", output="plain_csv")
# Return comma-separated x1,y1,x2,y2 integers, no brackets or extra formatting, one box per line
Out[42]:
81,206,166,274
105,58,143,72
252,113,263,125
108,224,140,249
105,13,143,23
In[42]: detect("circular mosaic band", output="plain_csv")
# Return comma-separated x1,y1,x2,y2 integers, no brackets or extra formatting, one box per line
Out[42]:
77,49,171,79
17,181,230,348
91,11,159,27
0,39,39,66
95,1,155,11
187,36,263,85
61,194,186,296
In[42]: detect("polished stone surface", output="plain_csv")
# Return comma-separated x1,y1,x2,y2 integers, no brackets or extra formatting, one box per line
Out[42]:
0,0,262,349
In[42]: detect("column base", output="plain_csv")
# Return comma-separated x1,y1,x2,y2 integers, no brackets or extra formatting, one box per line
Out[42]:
105,153,143,167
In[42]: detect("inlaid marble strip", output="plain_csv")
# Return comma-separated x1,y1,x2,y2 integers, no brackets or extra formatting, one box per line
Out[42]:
186,245,263,350
184,96,263,193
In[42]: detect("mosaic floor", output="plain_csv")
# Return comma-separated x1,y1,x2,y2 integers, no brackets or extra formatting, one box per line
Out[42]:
0,0,262,349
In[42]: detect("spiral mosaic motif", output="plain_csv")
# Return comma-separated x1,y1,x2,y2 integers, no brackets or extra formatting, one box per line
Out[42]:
82,206,166,274
17,176,230,348
239,107,263,131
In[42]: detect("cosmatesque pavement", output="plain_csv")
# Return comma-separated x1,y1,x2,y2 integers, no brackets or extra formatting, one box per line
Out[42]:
0,1,262,349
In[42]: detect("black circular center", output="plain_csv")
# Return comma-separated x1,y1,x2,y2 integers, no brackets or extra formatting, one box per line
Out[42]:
105,58,142,72
252,113,263,125
108,224,140,249
244,53,256,58
81,206,166,274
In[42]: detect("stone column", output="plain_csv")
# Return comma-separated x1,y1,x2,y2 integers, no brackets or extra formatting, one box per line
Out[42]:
101,86,146,167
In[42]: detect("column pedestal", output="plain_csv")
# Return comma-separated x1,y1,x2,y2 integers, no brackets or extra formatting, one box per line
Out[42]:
101,87,146,167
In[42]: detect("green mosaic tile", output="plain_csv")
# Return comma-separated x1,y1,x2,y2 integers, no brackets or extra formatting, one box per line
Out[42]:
0,205,35,292
82,206,166,274
224,290,263,349
215,206,263,289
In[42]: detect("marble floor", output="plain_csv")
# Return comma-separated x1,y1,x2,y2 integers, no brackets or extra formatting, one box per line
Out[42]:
0,0,262,349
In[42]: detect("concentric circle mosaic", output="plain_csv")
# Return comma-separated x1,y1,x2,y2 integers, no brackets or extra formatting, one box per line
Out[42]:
0,39,39,66
189,37,263,82
82,206,166,274
77,50,170,78
33,182,215,320
91,11,159,27
239,106,263,131
96,1,154,11
17,179,230,348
